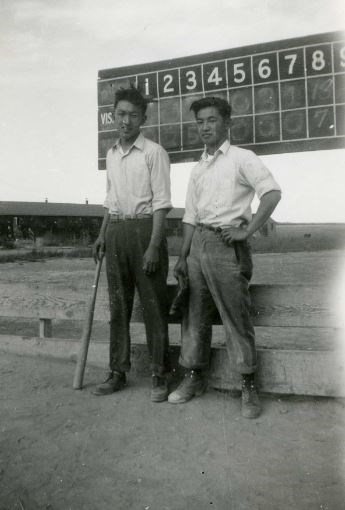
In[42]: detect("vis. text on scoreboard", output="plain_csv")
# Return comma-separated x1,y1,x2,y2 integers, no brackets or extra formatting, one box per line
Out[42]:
98,31,345,168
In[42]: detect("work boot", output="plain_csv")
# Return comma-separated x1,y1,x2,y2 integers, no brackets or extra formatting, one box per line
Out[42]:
241,373,261,419
151,375,169,402
92,371,126,396
168,369,207,404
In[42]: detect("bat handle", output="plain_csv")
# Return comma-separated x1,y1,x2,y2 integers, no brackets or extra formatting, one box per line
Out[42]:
73,256,104,389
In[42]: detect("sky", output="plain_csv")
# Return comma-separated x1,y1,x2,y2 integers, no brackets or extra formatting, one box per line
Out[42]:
0,0,344,222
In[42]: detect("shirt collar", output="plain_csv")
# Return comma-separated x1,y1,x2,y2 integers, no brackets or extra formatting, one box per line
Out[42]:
112,132,145,152
200,139,231,162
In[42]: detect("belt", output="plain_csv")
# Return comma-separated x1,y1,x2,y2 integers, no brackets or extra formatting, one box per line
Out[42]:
197,223,222,233
109,213,152,222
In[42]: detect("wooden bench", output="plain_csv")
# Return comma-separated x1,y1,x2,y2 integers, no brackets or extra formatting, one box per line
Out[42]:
0,272,343,397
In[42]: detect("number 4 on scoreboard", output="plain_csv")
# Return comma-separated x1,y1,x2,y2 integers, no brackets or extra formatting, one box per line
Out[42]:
203,61,227,90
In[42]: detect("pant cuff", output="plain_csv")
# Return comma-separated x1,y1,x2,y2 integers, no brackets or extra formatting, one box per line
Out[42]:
239,365,257,375
179,356,209,371
151,363,169,376
110,363,131,373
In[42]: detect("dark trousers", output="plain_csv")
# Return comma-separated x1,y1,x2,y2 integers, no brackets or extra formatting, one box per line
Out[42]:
105,219,169,376
179,227,257,374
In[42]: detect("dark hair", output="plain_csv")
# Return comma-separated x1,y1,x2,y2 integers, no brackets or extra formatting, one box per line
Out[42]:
190,96,231,120
114,85,148,115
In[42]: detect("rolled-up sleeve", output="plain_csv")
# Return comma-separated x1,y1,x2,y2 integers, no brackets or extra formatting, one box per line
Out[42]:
150,146,172,211
103,170,111,209
240,151,281,199
183,172,198,226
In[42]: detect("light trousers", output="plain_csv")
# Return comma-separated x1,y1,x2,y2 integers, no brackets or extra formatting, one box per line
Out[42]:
179,227,257,375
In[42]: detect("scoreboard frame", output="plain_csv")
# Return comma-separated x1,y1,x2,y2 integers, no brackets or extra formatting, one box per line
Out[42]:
98,31,345,168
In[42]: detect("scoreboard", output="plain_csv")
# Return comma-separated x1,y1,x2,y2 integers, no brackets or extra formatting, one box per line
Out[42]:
98,31,345,169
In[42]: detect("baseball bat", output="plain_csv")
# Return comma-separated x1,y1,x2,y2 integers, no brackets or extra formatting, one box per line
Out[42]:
73,254,104,389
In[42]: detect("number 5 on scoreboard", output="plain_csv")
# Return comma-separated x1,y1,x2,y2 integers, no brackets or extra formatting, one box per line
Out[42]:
227,57,251,87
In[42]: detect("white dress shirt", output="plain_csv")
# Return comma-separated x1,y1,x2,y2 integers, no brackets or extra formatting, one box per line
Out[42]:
183,140,281,228
104,132,172,215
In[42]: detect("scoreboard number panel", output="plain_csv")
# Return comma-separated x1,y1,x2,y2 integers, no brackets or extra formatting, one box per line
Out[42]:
203,61,227,91
307,76,334,106
333,41,345,72
254,84,279,113
278,48,304,79
336,104,345,135
252,53,278,83
158,69,180,98
282,110,307,140
308,107,335,137
227,57,252,87
305,44,332,76
230,87,253,115
98,31,345,167
182,123,203,150
159,97,181,124
280,79,306,110
230,117,253,145
180,66,203,95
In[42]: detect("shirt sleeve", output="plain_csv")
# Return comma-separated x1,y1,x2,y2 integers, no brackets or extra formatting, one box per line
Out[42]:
149,145,173,211
183,170,198,226
103,151,112,209
239,151,281,199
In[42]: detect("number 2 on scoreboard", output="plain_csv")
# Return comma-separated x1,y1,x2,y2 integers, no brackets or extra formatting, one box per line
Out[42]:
158,69,179,97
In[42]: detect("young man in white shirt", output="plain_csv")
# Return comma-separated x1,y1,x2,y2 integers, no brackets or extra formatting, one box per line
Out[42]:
168,96,281,418
93,86,172,402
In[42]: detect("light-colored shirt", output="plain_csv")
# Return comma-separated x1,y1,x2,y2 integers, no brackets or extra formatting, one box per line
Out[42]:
183,140,281,228
104,132,172,215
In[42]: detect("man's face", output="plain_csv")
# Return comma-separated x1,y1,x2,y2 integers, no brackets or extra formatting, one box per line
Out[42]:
114,100,146,143
195,106,230,150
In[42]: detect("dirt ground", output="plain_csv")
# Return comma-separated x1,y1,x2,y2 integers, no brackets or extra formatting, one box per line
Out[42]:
1,352,345,510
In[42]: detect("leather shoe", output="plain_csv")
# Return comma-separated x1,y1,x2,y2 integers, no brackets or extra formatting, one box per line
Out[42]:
168,370,207,404
92,371,126,396
151,375,169,402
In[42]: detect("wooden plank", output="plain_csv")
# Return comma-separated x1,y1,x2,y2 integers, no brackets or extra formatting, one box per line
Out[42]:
209,347,345,397
0,283,341,328
39,318,52,338
0,335,344,397
213,325,342,351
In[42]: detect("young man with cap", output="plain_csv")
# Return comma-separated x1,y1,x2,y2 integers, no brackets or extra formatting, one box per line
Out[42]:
168,96,281,418
93,86,172,402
